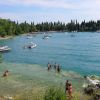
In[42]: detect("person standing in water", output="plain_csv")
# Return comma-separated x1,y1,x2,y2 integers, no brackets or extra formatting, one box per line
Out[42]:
49,63,52,70
68,83,73,100
47,62,52,71
57,64,61,73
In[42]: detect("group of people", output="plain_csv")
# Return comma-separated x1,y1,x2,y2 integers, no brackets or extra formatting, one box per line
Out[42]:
65,80,73,100
47,62,61,73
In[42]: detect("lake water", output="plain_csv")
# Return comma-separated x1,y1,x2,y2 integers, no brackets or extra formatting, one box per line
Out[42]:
0,32,100,76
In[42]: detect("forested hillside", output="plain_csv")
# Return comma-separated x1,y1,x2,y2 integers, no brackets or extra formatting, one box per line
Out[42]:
0,18,100,37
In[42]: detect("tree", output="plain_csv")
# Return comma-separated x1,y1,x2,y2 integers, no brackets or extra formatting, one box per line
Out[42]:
0,27,7,37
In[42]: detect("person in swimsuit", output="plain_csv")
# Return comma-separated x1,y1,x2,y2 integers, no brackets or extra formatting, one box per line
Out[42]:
68,83,73,100
47,63,52,71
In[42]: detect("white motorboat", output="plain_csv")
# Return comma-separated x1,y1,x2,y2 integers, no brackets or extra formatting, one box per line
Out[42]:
42,35,52,39
0,46,11,52
43,36,49,39
24,42,37,49
28,42,37,49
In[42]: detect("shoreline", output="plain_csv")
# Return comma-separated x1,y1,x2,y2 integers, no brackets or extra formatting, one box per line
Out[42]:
0,36,13,40
0,31,99,40
0,62,99,100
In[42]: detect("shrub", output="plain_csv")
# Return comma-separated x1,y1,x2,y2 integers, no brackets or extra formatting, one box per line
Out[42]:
44,87,66,100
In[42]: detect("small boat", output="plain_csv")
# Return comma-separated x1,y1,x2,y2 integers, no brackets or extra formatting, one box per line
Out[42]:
86,77,100,85
28,42,37,49
24,42,37,49
43,36,49,39
27,36,33,39
0,46,11,52
42,35,52,39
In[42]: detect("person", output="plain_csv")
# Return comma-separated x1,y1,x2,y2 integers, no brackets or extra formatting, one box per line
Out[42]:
57,64,61,73
49,64,52,70
3,70,9,77
47,63,52,71
65,80,69,94
68,83,73,100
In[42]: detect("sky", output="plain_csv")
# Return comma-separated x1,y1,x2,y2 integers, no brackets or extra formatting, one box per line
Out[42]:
0,0,100,23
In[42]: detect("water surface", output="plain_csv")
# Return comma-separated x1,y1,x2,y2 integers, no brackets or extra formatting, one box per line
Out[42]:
0,32,100,76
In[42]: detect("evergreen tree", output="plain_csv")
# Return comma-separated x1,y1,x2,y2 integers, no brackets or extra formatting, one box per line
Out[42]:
0,18,100,37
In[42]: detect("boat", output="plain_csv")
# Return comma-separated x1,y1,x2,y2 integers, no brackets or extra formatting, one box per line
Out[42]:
24,42,37,49
27,36,33,39
42,35,52,39
86,77,100,85
0,46,11,52
43,36,50,39
28,42,37,49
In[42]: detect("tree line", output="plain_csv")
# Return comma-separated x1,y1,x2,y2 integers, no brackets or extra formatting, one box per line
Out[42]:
0,18,100,37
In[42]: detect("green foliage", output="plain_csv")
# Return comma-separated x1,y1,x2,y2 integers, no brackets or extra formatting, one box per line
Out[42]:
0,18,37,36
13,87,94,100
30,22,37,32
0,29,6,37
44,87,66,100
0,18,100,37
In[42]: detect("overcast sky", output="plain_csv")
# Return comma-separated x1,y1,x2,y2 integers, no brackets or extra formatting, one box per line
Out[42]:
0,0,100,23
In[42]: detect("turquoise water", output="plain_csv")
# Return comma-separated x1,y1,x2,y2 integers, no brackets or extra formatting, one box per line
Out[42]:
0,32,100,76
0,62,84,96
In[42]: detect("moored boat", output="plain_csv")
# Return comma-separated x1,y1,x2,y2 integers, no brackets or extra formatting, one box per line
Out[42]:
0,46,11,52
42,35,52,39
24,42,37,49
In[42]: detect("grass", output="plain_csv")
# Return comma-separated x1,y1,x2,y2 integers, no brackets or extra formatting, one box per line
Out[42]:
44,87,66,100
13,86,93,100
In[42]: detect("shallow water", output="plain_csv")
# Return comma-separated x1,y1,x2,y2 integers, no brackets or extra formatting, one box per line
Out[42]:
0,62,84,96
0,32,100,76
0,32,100,96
